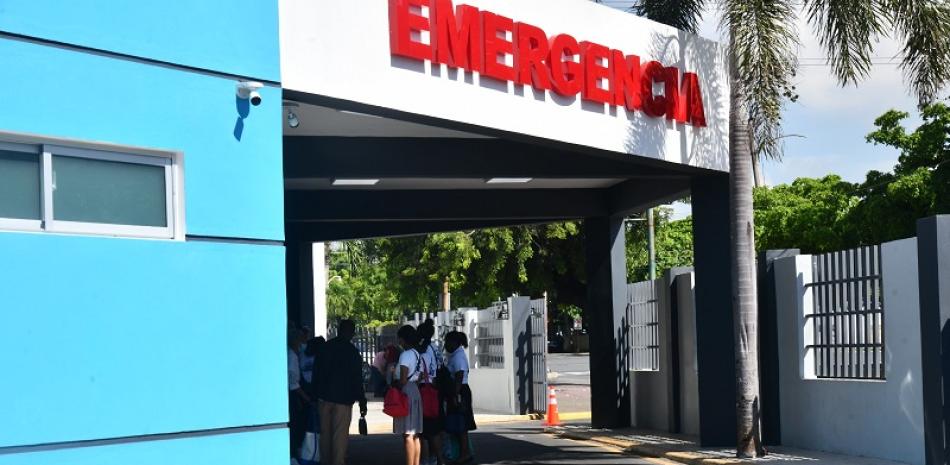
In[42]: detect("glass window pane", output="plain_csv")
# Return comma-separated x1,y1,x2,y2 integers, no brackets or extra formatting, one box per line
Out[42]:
0,149,41,220
53,155,167,227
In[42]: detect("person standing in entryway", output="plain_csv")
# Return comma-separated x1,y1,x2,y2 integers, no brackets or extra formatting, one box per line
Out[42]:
315,320,367,465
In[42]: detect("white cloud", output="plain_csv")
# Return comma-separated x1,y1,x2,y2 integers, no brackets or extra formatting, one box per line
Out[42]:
694,9,920,188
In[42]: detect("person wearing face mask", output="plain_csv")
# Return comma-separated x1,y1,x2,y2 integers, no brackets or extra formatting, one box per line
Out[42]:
288,327,314,464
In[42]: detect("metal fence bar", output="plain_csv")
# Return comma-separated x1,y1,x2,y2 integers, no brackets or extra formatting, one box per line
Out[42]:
809,244,885,380
871,246,879,379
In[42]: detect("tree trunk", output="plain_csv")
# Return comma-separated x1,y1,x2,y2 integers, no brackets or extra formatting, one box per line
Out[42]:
728,39,765,458
751,154,766,188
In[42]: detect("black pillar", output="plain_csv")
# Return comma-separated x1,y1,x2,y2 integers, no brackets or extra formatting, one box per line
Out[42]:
690,174,736,446
584,215,631,429
917,215,950,465
665,266,694,434
285,241,316,334
758,249,799,446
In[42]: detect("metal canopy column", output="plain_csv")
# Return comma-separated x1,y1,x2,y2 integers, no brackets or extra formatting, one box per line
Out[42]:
584,215,631,429
690,173,737,446
917,215,950,465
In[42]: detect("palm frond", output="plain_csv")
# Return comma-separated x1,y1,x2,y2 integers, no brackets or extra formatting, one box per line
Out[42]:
887,0,950,105
630,0,707,33
722,0,799,160
802,0,888,85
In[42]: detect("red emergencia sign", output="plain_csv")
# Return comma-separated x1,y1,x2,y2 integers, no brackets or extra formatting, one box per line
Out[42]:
389,0,707,127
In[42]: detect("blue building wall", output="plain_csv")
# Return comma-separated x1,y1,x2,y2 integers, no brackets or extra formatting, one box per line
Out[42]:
0,1,287,462
0,0,281,81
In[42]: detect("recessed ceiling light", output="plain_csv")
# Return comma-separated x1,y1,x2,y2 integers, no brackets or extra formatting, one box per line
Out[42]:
337,109,385,119
331,179,380,186
486,177,533,184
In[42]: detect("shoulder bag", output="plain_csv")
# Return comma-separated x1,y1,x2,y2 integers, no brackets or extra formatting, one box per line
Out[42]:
419,350,441,419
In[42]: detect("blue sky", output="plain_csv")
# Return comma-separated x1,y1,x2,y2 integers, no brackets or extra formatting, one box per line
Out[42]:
595,2,924,217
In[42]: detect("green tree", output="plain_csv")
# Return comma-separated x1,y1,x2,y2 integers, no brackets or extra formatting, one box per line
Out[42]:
626,209,694,282
753,176,859,253
855,102,950,242
751,103,950,255
326,241,401,326
632,0,950,455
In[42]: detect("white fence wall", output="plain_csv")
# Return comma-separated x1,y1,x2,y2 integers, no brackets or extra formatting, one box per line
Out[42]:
402,301,531,415
629,278,671,430
462,297,534,414
627,271,700,434
773,238,925,464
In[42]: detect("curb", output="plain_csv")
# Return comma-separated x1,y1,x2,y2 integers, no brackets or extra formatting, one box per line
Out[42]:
553,430,743,465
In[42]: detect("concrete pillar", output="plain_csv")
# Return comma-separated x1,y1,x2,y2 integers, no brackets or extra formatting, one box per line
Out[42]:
584,215,631,428
690,174,736,446
917,215,950,465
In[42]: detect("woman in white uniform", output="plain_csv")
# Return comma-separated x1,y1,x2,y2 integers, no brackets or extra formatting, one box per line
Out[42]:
444,331,475,464
394,325,423,465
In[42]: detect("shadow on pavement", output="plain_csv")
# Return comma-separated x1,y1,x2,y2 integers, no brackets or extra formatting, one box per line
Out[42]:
347,423,640,465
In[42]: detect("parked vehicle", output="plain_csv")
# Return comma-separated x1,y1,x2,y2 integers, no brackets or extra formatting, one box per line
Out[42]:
548,331,565,353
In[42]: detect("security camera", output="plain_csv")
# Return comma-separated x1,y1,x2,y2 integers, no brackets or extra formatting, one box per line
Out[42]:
236,81,264,106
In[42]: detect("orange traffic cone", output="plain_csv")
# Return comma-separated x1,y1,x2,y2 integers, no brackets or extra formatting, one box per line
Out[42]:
545,386,561,426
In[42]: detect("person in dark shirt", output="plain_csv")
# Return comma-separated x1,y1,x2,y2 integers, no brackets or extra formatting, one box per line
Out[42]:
315,320,367,465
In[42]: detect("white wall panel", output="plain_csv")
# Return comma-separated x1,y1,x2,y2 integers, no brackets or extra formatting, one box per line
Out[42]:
279,0,729,172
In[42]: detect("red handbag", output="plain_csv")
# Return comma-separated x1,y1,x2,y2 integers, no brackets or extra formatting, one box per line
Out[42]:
419,354,441,419
383,386,409,418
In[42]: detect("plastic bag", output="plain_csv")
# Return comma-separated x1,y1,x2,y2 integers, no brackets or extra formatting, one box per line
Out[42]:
299,431,319,465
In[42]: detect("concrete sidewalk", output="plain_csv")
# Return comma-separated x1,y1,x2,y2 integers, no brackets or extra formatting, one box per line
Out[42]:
549,425,912,465
350,399,582,434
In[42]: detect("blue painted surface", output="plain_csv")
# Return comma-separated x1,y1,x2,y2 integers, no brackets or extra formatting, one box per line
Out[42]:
0,233,288,447
0,429,287,465
0,38,284,241
0,0,280,82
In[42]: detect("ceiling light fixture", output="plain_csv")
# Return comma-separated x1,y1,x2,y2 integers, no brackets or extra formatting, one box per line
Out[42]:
283,101,301,129
331,179,380,186
486,177,533,184
287,110,300,129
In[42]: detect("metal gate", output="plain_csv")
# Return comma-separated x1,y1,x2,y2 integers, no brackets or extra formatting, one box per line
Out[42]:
628,280,660,371
528,297,548,414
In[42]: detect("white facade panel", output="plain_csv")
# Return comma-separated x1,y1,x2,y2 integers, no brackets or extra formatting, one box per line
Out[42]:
279,0,730,172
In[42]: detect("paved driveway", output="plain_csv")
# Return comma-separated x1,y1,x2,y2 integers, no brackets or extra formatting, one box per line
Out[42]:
547,352,591,414
346,422,663,465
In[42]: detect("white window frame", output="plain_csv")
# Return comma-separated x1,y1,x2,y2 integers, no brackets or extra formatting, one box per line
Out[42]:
0,133,184,240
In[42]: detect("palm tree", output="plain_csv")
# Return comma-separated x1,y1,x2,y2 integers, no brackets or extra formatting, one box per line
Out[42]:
618,0,950,457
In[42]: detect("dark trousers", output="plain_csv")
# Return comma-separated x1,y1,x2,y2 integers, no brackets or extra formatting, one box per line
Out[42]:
289,394,307,457
370,367,386,397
